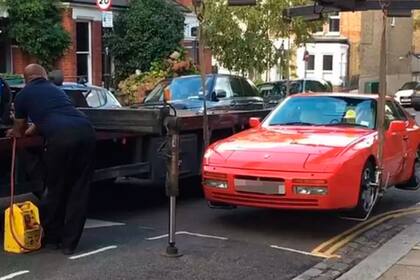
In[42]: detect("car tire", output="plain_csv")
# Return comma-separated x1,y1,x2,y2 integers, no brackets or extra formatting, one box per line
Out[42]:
396,149,420,191
349,161,378,219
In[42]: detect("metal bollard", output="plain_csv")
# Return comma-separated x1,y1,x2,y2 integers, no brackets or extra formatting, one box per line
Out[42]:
163,117,182,258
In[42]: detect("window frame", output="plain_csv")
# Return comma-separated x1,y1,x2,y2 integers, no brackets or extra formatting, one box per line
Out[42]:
307,55,315,71
328,14,340,34
322,55,334,72
76,21,92,84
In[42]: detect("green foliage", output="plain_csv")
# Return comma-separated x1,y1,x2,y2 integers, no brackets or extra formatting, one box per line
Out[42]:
117,49,198,106
203,0,322,76
106,0,185,83
5,0,71,70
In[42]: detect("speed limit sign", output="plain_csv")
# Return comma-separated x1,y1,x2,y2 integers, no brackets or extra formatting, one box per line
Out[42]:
97,0,112,11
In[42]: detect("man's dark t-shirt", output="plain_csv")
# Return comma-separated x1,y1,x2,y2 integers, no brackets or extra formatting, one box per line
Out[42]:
14,78,93,138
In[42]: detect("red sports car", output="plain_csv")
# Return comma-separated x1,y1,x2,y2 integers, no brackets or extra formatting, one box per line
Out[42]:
202,93,420,217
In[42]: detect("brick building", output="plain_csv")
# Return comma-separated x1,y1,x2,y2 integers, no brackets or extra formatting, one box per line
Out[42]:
0,0,211,86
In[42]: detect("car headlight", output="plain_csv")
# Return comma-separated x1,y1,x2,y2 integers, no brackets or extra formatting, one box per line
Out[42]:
203,179,228,189
294,186,328,195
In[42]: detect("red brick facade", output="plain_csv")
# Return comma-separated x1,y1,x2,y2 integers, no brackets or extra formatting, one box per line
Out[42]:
58,8,77,83
10,1,211,85
10,7,103,85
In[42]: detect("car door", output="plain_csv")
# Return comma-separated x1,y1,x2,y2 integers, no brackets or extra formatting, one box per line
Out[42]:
383,101,407,184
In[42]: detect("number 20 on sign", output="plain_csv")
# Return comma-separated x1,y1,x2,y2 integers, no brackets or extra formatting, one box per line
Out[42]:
97,0,111,11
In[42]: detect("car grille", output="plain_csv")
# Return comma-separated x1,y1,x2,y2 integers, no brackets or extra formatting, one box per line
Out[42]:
212,191,319,207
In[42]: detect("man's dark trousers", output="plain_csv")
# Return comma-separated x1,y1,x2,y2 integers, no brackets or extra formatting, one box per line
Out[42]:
42,125,96,251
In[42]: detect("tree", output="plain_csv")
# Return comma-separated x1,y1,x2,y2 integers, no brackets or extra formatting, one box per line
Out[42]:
203,0,321,77
106,0,185,82
6,0,71,70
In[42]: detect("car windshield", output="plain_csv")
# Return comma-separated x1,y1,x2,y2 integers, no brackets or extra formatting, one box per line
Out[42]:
145,76,214,103
401,82,419,90
265,96,376,129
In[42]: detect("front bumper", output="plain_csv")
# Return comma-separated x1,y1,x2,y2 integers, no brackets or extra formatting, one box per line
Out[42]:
395,96,412,106
202,165,360,211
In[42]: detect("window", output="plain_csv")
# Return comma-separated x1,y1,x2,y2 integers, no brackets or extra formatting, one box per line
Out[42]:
323,55,333,71
240,78,259,97
307,55,315,71
328,16,340,32
86,90,102,108
76,22,92,83
214,77,233,98
191,27,198,37
230,77,243,97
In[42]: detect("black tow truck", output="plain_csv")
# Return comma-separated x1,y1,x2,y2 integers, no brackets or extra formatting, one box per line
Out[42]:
0,78,272,197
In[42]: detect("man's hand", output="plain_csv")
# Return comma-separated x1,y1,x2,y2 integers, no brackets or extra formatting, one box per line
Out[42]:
24,124,37,136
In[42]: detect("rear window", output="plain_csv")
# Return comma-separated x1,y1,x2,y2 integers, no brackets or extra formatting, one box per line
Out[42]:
145,77,213,103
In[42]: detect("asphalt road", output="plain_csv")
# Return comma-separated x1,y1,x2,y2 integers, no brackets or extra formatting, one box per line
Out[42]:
0,108,420,280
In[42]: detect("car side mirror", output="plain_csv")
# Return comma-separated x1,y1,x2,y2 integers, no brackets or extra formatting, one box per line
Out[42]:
215,89,227,98
249,117,261,128
388,120,406,133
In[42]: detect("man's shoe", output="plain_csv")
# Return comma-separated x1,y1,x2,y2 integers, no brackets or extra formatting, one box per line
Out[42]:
62,247,75,255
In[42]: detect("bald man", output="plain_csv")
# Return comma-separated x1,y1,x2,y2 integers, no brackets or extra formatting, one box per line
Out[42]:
7,64,96,255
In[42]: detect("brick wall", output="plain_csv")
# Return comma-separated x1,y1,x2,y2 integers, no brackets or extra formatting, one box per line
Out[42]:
91,21,103,86
340,12,362,87
58,8,77,83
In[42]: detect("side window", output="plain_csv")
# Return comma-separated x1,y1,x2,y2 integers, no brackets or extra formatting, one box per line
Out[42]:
214,77,233,98
241,78,259,97
393,102,408,121
384,101,406,128
230,77,243,97
86,89,101,108
98,89,107,106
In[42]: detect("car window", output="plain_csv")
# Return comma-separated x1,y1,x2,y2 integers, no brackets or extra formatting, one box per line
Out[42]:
266,96,376,129
97,89,107,106
104,90,122,107
214,77,233,98
258,85,275,97
230,77,243,97
401,82,419,90
385,101,407,122
391,101,408,121
86,89,101,108
144,82,166,103
241,78,259,97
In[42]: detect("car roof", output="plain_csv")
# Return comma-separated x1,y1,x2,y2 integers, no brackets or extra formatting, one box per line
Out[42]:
291,92,390,100
9,82,103,91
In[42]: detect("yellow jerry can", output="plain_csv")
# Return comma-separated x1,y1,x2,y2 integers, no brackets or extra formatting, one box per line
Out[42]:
4,201,42,253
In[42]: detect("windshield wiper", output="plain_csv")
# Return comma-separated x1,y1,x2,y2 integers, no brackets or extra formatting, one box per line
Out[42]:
323,123,369,128
271,122,315,126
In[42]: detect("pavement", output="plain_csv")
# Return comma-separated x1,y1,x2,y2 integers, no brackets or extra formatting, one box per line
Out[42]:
336,219,420,280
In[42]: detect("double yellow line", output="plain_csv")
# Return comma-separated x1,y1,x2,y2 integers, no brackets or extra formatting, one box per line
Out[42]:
311,207,420,258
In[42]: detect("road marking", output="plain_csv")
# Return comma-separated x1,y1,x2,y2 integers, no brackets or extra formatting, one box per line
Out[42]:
312,207,420,258
146,231,228,241
0,271,30,280
270,245,330,259
84,219,125,229
69,245,118,260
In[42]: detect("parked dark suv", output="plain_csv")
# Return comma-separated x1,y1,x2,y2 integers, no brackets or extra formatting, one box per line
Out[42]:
144,74,265,111
257,79,333,105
